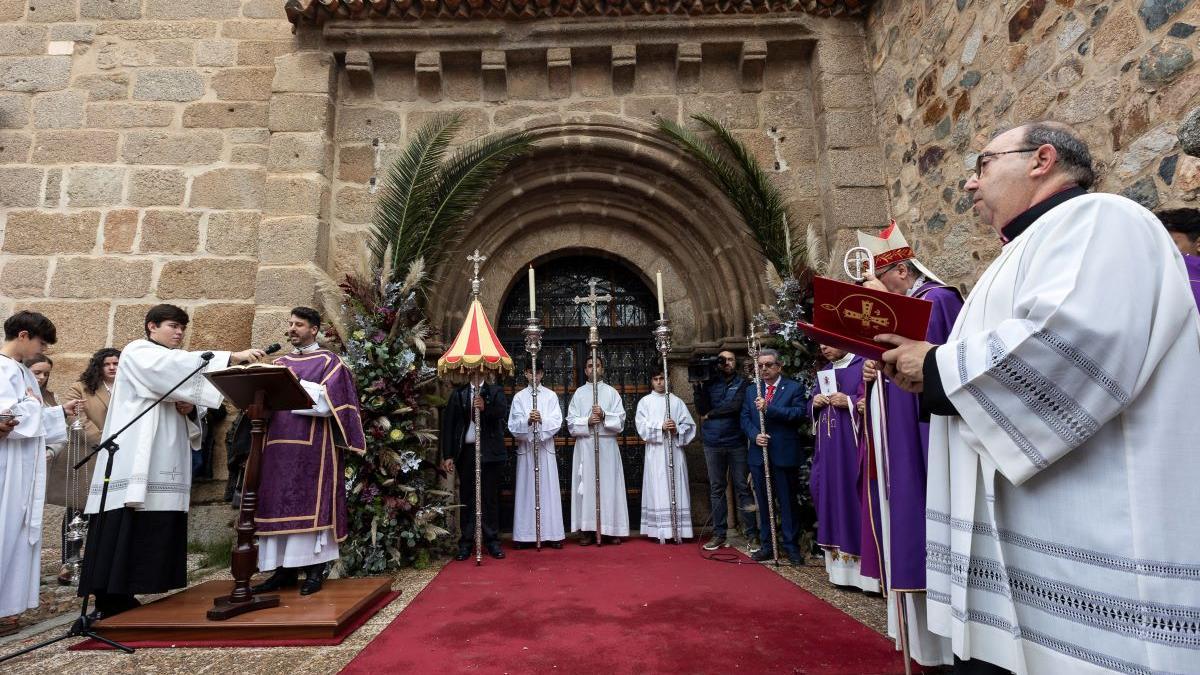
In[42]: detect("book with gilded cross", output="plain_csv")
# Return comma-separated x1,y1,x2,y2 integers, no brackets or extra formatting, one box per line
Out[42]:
797,276,932,360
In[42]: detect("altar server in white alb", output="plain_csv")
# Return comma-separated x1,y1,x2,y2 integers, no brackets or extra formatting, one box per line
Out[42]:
0,312,77,637
78,304,264,620
879,121,1200,675
567,356,628,544
507,363,565,549
635,365,695,543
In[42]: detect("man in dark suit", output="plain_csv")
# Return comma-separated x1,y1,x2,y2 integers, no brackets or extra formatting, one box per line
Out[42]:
441,372,509,561
741,347,808,565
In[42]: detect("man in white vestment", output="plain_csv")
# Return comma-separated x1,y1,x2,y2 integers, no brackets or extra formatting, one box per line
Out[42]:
879,121,1200,675
79,304,263,618
507,363,565,549
568,356,628,544
635,366,696,543
0,312,77,636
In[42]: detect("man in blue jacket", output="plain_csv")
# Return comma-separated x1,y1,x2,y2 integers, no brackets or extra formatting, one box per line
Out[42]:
741,347,807,565
693,350,757,552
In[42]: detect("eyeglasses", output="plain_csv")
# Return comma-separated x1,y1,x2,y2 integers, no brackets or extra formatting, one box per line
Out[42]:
759,362,780,368
973,147,1040,176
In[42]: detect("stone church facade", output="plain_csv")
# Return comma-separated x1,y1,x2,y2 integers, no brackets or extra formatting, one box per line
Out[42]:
1,0,1196,507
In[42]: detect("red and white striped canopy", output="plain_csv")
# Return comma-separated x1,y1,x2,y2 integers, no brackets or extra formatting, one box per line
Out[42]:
437,298,514,375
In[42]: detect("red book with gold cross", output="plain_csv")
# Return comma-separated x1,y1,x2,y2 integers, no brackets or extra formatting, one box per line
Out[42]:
797,276,933,360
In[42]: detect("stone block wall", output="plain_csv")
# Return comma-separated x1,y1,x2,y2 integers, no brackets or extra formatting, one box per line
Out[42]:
322,35,859,289
866,0,1200,291
0,0,298,396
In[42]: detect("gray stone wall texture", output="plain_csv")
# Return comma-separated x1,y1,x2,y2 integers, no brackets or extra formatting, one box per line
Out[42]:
866,0,1200,290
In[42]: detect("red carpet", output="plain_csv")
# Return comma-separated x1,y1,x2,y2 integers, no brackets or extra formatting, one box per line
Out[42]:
68,590,401,650
343,540,913,674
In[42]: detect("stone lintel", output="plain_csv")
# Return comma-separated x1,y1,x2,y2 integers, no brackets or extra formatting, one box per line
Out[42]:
345,49,374,88
415,50,443,101
481,49,508,102
612,44,636,96
739,39,767,93
547,47,572,98
321,16,818,54
676,42,701,94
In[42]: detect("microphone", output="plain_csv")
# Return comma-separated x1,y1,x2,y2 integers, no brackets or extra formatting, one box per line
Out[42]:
262,343,282,355
200,351,214,361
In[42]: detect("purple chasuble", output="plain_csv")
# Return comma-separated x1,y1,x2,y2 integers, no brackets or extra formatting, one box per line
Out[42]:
878,281,962,591
810,356,866,558
256,350,366,541
1186,254,1200,313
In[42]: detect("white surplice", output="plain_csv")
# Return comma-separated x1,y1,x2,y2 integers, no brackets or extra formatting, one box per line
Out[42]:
926,193,1200,674
868,379,952,667
84,339,229,514
507,384,565,543
635,391,695,541
0,356,67,616
568,381,628,537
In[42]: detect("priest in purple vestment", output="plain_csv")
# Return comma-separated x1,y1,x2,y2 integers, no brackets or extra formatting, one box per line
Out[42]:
252,307,365,596
809,345,876,591
1155,208,1200,313
859,222,962,664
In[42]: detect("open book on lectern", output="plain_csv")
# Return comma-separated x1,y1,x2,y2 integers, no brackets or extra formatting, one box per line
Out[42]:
204,363,314,412
796,276,933,361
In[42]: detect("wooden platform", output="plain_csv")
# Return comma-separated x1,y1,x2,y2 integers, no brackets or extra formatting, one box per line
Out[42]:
92,577,394,643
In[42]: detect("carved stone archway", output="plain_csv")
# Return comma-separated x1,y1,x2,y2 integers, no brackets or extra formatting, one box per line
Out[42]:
430,116,772,359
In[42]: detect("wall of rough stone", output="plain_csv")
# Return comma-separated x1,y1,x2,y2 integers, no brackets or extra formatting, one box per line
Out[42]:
865,0,1200,291
0,0,297,394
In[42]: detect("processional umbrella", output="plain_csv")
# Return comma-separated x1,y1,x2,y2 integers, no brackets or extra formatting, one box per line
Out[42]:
436,249,513,565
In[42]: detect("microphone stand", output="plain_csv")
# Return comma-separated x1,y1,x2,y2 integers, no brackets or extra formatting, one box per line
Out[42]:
0,352,215,664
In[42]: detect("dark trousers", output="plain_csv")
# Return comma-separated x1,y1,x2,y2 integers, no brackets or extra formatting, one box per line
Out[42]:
703,445,757,539
953,657,1011,674
749,461,800,557
457,447,502,549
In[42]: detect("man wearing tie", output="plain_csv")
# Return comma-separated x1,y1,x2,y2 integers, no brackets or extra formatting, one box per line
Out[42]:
741,347,808,565
440,372,508,561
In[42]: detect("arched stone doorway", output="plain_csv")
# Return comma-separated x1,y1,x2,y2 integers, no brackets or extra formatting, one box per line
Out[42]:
495,253,659,531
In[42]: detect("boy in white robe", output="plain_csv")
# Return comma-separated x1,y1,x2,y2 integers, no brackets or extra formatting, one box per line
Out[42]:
507,364,565,549
635,367,695,543
567,356,628,544
881,121,1200,675
78,304,263,619
0,311,77,635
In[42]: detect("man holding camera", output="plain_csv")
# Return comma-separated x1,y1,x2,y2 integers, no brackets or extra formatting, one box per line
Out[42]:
693,350,757,552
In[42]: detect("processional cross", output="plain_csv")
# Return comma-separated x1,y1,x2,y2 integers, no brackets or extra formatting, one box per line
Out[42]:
573,278,612,546
467,249,487,298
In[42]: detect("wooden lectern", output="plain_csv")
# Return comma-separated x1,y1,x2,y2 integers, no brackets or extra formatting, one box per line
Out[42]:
203,365,313,621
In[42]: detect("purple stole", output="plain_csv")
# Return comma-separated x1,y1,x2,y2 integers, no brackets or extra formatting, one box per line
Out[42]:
256,350,366,540
1186,255,1200,314
810,356,866,558
857,380,884,585
876,280,962,591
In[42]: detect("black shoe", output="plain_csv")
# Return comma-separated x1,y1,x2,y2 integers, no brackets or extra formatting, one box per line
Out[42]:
786,552,806,566
548,540,563,549
455,547,471,561
751,548,776,562
299,564,325,596
578,533,595,546
251,568,298,594
603,536,622,545
487,543,505,559
512,541,531,550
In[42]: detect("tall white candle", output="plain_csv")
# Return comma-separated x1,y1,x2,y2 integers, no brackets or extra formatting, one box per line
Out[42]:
656,271,665,319
783,217,792,267
528,266,536,318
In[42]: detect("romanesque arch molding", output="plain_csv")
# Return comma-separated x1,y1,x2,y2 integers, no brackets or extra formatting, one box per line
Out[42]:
430,116,771,353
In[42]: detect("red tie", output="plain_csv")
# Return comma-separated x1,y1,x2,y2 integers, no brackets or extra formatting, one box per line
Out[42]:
765,384,776,404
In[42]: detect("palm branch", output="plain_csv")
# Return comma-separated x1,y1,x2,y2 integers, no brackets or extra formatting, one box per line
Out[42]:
656,114,802,278
368,113,533,293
